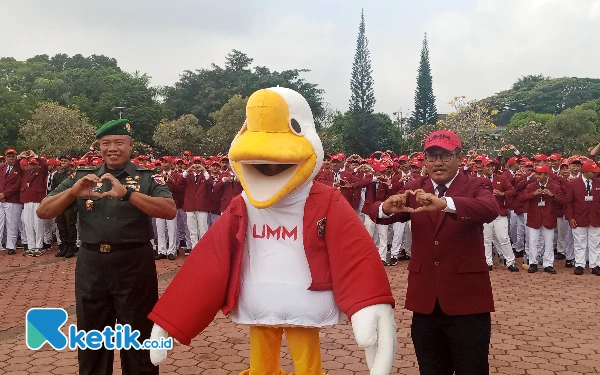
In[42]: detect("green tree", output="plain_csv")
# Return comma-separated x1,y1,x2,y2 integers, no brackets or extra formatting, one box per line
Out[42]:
507,111,555,129
503,121,557,156
548,108,598,155
411,33,437,128
328,112,400,155
163,50,324,128
205,95,248,155
349,9,375,115
19,102,95,156
152,114,206,155
0,86,37,150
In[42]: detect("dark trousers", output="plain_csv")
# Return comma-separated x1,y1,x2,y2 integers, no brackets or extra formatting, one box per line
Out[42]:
56,206,78,244
75,243,159,375
411,301,491,375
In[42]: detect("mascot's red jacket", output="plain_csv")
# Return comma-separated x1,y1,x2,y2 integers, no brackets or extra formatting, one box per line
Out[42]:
149,183,395,345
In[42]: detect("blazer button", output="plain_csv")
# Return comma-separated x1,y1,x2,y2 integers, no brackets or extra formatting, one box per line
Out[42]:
434,261,440,266
434,241,439,245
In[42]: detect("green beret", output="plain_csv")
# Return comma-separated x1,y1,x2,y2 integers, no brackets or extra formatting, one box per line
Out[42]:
95,119,132,139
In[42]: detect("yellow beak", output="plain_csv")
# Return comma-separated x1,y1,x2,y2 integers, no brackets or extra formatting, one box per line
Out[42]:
229,89,316,208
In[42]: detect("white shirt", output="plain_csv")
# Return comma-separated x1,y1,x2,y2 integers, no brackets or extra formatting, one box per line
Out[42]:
230,182,341,327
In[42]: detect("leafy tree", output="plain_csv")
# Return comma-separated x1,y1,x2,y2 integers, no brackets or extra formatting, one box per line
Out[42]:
163,50,324,128
411,33,437,128
548,108,599,155
507,110,555,129
575,98,600,132
19,102,95,156
327,112,400,155
436,97,497,151
405,124,438,153
349,9,375,115
152,114,206,155
503,121,557,156
0,86,37,150
205,95,248,155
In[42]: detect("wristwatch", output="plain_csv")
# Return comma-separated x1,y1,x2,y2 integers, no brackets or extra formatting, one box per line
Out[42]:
120,186,134,201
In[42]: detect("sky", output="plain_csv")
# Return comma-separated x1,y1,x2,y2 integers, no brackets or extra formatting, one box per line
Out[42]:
2,0,600,116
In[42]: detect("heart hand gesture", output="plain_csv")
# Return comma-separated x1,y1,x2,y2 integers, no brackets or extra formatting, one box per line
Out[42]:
71,174,103,198
98,173,127,199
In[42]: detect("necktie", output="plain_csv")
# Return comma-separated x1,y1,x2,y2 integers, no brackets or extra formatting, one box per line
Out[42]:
5,165,12,176
194,174,198,183
586,180,591,195
437,185,447,198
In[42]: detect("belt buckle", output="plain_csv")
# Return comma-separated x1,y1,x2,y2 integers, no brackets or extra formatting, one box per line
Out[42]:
99,244,111,253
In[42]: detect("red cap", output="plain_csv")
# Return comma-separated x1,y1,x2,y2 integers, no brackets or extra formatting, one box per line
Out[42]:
424,130,462,151
78,158,88,165
47,158,61,166
581,162,600,172
174,158,184,164
410,159,421,167
371,161,387,172
525,161,535,167
147,162,156,169
155,160,162,165
183,150,191,156
507,157,519,166
4,148,17,156
91,158,103,166
416,153,425,161
138,154,148,160
161,156,173,164
20,159,28,167
28,157,39,165
330,154,345,162
568,157,582,165
192,156,204,163
533,154,548,161
481,158,495,166
397,155,409,162
474,155,486,162
549,153,562,161
534,165,551,174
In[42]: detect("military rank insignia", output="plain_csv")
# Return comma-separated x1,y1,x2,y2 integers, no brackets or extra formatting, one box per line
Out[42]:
125,176,142,192
152,174,166,185
317,217,327,237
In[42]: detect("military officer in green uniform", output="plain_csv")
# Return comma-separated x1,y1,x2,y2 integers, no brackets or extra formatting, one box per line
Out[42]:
37,119,177,375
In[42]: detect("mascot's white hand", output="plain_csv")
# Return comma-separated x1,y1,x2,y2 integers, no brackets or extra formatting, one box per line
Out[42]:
351,304,397,375
149,324,170,366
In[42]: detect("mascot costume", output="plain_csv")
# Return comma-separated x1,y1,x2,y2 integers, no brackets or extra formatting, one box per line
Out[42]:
148,87,397,375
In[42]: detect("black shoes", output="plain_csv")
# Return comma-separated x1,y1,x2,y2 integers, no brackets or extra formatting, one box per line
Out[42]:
488,265,493,271
184,249,191,256
508,264,519,272
543,266,557,274
565,260,575,268
7,248,15,255
514,250,524,258
592,266,600,276
382,260,389,266
528,264,538,273
42,243,52,251
155,253,167,260
574,266,584,275
167,254,176,261
389,257,398,266
555,253,566,260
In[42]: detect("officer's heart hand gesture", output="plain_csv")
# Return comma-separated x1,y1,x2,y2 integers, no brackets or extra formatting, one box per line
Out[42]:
71,174,103,198
98,173,127,199
382,190,420,214
411,190,448,212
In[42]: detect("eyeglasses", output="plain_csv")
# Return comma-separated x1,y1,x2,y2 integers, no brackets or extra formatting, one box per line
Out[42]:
424,152,456,163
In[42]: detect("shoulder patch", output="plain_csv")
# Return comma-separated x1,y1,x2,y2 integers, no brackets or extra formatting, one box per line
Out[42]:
151,174,166,185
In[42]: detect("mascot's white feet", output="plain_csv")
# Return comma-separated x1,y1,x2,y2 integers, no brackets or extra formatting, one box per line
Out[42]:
351,304,397,375
149,324,170,366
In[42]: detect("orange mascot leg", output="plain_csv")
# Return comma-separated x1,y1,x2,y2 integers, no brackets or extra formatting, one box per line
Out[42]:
241,325,287,375
284,327,326,375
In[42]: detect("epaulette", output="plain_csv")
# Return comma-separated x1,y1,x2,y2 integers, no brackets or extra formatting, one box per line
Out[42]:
76,165,96,171
136,166,155,171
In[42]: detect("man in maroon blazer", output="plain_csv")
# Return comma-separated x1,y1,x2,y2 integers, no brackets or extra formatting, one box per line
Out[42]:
521,165,565,274
366,130,498,375
182,156,214,254
0,148,23,255
564,162,600,275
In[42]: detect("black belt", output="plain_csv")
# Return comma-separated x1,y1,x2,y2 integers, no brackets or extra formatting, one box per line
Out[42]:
82,242,148,253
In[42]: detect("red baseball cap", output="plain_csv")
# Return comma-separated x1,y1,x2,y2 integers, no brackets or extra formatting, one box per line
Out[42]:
534,165,551,174
397,155,409,162
91,158,103,166
330,154,345,162
372,161,387,172
581,162,600,173
183,150,191,156
507,157,519,166
474,155,486,162
138,154,148,160
78,158,88,165
192,156,204,163
424,130,462,151
47,158,61,166
28,157,39,165
481,158,495,166
533,154,548,161
410,159,421,167
524,161,535,167
549,153,562,161
4,148,17,155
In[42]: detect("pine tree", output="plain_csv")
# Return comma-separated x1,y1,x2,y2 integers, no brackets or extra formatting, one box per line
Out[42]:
349,9,375,115
412,33,438,127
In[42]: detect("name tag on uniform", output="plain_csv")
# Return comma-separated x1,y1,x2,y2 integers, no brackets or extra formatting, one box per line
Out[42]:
585,196,594,202
538,201,546,207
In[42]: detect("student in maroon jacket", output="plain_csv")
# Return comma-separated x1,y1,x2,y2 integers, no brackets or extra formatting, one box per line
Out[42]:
155,158,184,260
182,156,213,254
564,162,600,275
213,167,243,213
0,148,23,255
521,165,565,274
16,150,48,256
362,161,392,265
481,158,519,272
207,159,223,227
368,130,498,375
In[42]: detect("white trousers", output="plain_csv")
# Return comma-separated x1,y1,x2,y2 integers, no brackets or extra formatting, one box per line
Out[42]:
364,215,388,261
556,215,568,255
510,212,526,252
186,211,209,248
177,208,191,248
156,217,177,255
527,226,554,268
43,218,56,245
572,226,600,268
565,224,575,260
0,202,23,250
391,221,412,257
484,216,516,267
208,213,221,228
23,202,44,250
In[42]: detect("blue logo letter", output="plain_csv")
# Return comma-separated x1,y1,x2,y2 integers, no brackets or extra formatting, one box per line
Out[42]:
26,308,68,350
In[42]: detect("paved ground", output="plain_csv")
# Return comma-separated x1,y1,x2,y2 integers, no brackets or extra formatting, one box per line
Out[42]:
0,247,599,375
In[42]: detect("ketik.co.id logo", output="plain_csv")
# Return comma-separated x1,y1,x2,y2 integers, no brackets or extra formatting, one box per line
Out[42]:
26,308,68,350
